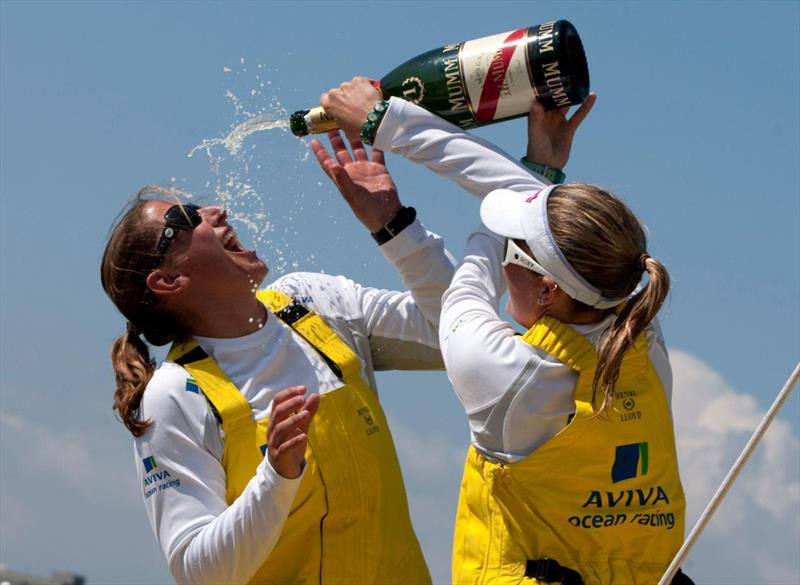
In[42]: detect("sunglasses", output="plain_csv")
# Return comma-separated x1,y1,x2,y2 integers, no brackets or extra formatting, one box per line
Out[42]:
502,238,553,278
152,204,203,268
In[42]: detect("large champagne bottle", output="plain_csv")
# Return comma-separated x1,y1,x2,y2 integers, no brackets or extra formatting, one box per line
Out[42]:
290,20,589,137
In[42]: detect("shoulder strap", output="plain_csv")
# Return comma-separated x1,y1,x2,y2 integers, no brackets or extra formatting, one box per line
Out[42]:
257,289,294,314
167,339,253,438
166,289,364,437
163,290,294,437
520,316,598,373
258,289,361,382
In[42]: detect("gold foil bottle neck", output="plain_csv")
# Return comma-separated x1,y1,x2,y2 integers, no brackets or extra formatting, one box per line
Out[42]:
304,107,340,134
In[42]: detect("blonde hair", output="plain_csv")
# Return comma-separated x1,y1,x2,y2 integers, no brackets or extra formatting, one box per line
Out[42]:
547,183,669,413
100,187,189,436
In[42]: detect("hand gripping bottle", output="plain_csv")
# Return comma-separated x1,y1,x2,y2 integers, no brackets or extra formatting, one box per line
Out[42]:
290,20,589,137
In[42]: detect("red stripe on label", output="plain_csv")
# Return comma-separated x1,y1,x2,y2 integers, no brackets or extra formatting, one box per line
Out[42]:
475,28,526,123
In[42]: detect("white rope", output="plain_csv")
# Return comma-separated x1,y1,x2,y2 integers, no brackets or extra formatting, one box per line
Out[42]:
658,361,800,585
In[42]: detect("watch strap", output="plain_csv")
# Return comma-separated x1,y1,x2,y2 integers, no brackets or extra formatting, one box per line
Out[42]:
520,157,566,184
371,206,417,245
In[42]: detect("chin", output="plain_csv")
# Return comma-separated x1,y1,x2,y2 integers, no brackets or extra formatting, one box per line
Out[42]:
252,263,269,286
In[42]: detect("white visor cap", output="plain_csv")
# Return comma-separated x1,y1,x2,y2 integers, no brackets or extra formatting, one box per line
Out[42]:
480,187,627,309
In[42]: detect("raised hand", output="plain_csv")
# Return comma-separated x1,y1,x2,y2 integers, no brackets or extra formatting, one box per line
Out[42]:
311,131,402,233
526,92,596,170
267,386,320,479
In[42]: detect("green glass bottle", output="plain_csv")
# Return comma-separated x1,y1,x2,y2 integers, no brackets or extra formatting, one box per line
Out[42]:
290,20,589,137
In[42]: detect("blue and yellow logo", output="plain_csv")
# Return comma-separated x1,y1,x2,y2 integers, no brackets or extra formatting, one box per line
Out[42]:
611,442,648,483
142,455,158,473
185,377,200,394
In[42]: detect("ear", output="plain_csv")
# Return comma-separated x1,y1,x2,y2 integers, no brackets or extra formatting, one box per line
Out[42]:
146,269,189,298
537,276,560,305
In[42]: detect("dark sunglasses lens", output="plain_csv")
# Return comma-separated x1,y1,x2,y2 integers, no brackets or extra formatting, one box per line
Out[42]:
165,204,202,229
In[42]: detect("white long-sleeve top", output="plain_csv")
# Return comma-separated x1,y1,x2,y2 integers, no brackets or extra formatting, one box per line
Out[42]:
134,215,454,584
375,98,672,464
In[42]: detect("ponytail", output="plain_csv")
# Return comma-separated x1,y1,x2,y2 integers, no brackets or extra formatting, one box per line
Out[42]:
101,188,190,436
592,256,670,412
111,326,156,437
546,184,670,414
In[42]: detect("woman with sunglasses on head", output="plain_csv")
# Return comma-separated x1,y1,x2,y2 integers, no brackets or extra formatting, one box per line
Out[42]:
101,125,455,582
324,78,689,585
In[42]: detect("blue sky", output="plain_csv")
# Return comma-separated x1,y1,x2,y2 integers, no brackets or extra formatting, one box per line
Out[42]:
1,1,798,583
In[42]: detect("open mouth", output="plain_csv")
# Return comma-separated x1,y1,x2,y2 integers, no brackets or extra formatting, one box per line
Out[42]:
222,229,251,254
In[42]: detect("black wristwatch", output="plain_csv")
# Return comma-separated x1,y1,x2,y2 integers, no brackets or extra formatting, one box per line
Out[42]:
371,206,417,245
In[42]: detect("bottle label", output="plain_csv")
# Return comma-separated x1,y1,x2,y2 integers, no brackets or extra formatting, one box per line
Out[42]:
459,28,535,123
305,106,340,134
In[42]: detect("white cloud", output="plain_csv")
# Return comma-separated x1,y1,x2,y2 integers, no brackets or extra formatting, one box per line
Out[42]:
0,409,167,582
0,410,99,486
668,350,799,583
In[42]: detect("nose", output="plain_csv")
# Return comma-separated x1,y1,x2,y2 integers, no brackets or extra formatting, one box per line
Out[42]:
201,205,228,225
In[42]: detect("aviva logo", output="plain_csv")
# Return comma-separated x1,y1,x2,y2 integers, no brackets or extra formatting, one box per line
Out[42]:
611,442,648,483
142,455,158,473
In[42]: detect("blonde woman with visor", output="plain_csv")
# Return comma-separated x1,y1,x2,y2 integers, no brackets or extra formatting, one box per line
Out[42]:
324,78,691,585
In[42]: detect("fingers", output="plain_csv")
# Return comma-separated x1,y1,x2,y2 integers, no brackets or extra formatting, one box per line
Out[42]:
269,386,308,425
269,430,307,479
271,406,314,443
328,131,354,166
371,148,386,166
350,138,369,162
266,386,320,479
304,392,320,419
268,388,316,453
567,92,596,131
327,129,372,164
272,433,308,460
319,78,381,139
311,139,338,181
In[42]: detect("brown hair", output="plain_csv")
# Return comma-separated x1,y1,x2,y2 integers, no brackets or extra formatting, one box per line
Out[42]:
100,187,189,436
547,183,670,413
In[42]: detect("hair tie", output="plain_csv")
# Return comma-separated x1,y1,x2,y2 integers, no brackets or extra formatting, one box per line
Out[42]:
126,321,141,337
638,253,651,271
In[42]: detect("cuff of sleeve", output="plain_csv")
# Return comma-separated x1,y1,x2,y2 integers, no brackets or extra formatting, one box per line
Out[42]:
372,97,408,151
378,219,431,261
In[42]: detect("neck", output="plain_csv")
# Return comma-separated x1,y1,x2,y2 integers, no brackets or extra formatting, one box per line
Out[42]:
542,296,613,326
563,307,613,325
184,293,268,339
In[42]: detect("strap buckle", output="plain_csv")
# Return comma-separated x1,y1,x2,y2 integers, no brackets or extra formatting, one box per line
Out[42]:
274,300,343,380
528,558,557,580
275,301,309,326
525,558,583,585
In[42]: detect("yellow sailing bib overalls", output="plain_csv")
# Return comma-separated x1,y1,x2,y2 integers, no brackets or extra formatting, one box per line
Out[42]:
452,317,686,585
167,290,431,585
